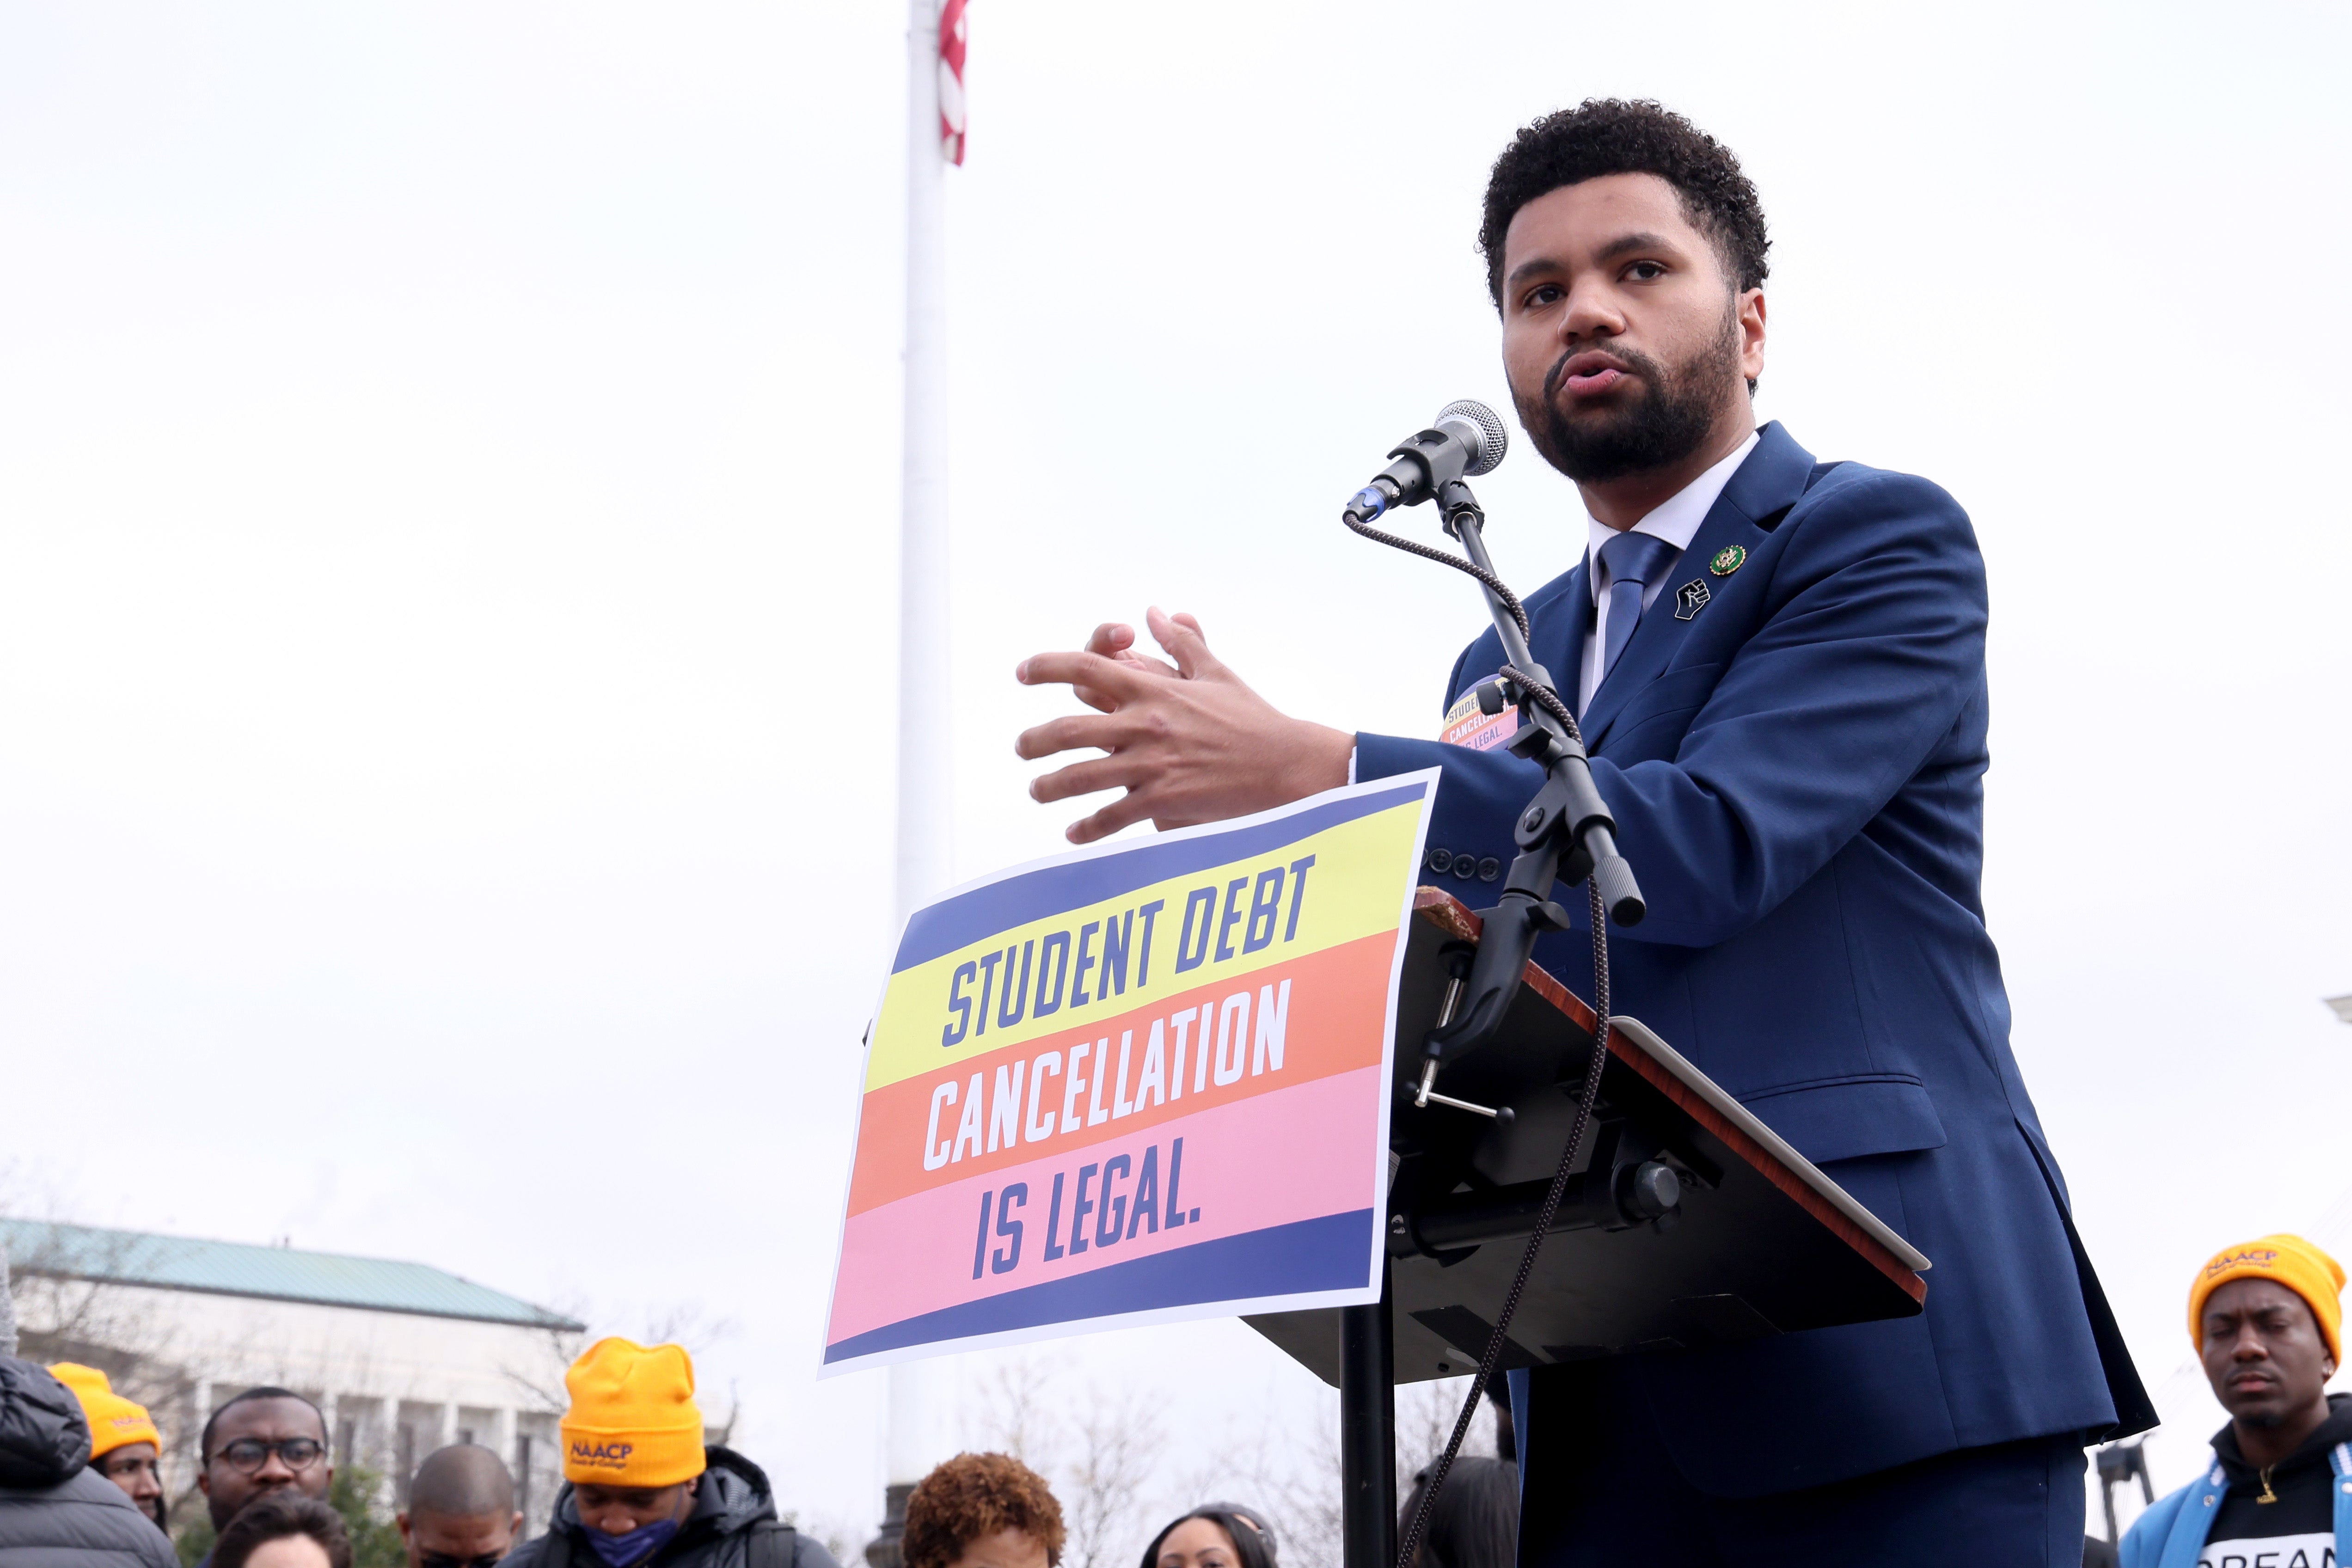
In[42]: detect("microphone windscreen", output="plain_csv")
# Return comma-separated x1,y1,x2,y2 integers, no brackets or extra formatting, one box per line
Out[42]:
1435,399,1508,477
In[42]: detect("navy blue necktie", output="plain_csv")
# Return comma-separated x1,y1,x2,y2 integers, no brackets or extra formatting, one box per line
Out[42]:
1595,529,1682,695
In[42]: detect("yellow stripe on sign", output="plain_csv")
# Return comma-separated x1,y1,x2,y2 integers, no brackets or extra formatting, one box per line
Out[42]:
866,798,1427,1092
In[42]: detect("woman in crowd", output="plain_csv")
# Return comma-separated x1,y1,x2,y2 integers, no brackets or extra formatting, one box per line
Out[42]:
1139,1504,1278,1568
49,1363,168,1533
211,1493,351,1568
901,1452,1066,1568
1397,1459,1517,1568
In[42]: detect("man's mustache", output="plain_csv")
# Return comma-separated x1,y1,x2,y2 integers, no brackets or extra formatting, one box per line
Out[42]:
1543,347,1575,403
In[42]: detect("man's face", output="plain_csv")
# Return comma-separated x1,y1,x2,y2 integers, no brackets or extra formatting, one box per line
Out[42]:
574,1478,697,1537
198,1396,333,1530
399,1507,523,1568
95,1442,165,1516
2200,1277,2337,1427
1498,172,1765,484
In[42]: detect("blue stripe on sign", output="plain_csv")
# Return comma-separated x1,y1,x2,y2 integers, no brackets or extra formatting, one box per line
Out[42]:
893,783,1426,974
822,1209,1374,1363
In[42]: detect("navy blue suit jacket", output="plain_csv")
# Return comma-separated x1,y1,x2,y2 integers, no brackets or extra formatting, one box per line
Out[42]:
1355,423,2150,1496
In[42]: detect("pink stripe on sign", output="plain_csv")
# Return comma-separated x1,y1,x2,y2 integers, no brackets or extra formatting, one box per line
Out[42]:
828,1066,1381,1346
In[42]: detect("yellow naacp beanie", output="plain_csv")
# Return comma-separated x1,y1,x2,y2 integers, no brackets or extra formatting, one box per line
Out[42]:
561,1338,706,1488
2188,1233,2346,1364
49,1364,161,1460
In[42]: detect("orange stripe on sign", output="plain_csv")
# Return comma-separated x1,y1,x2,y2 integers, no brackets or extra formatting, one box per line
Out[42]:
846,929,1399,1217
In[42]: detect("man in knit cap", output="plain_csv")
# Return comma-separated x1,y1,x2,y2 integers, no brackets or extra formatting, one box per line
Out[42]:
2121,1233,2350,1567
499,1338,837,1568
50,1365,168,1532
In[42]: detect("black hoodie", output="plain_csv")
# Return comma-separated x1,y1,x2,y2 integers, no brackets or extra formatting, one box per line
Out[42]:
2204,1391,2352,1550
0,1356,179,1568
503,1447,839,1568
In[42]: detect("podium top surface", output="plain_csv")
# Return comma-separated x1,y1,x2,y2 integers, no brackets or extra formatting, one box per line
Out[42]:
1402,893,1938,1288
1409,890,1929,1282
1246,888,1929,1386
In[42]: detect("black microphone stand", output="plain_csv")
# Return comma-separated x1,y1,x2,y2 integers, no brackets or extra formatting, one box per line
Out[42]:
1337,455,1648,1568
1413,476,1645,1086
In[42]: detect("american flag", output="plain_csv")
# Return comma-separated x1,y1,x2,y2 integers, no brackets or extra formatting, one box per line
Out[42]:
937,0,968,165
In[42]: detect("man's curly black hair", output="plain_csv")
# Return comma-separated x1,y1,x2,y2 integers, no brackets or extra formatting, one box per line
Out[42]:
1479,99,1769,309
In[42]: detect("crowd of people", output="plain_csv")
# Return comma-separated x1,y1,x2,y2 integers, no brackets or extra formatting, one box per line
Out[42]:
1,1231,2343,1568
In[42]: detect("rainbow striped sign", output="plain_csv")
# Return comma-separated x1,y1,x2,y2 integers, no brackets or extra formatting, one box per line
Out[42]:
821,772,1438,1373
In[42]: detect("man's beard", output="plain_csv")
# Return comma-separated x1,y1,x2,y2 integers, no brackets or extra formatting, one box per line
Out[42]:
1515,311,1742,484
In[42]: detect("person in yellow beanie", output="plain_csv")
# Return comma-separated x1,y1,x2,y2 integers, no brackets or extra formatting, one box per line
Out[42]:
50,1363,168,1533
2118,1234,2349,1568
498,1338,837,1568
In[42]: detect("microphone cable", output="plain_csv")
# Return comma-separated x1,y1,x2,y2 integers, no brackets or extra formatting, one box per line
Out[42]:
1339,511,1532,647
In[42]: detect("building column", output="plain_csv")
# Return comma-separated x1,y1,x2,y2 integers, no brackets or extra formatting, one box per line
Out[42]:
492,1408,517,1465
380,1397,400,1512
319,1392,341,1464
439,1403,459,1451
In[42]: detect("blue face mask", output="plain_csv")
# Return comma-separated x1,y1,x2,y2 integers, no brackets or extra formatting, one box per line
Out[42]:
584,1519,680,1568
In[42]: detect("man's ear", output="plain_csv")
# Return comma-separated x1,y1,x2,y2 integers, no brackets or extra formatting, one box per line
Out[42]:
397,1514,413,1544
1736,287,1766,386
509,1512,526,1538
198,1471,212,1498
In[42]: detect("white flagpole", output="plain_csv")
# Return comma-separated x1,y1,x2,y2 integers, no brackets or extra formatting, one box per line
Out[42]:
881,0,951,1540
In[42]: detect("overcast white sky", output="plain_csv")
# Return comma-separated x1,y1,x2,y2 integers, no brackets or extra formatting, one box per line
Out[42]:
3,0,2348,1550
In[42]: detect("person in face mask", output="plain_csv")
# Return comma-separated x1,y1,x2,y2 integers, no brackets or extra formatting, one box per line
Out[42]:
498,1339,838,1568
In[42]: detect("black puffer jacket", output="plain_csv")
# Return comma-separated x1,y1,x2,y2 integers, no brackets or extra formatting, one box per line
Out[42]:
504,1448,837,1568
0,1357,178,1568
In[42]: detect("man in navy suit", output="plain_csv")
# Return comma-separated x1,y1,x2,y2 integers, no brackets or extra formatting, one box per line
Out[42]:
1013,98,2150,1564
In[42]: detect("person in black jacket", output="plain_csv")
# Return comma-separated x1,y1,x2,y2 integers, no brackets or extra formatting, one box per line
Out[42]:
497,1338,835,1568
0,1355,180,1568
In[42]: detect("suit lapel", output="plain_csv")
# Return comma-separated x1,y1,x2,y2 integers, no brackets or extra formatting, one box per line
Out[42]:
1550,552,1592,708
1577,423,1817,751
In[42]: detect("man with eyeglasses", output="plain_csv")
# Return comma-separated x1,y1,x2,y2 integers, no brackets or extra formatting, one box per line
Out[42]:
198,1387,334,1549
398,1444,523,1568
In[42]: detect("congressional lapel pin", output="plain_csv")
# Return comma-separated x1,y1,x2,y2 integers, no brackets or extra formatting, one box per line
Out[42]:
1674,580,1710,621
1709,543,1747,576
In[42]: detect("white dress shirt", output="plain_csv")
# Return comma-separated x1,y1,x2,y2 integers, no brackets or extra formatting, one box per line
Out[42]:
1348,429,1761,781
1576,431,1757,714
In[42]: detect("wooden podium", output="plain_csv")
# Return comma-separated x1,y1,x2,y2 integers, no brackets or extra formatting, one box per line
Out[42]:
1246,889,1931,1568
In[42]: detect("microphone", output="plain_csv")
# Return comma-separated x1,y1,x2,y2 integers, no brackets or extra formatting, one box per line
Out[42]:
1343,400,1509,524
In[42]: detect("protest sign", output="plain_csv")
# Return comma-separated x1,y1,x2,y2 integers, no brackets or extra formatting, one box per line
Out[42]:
821,772,1438,1374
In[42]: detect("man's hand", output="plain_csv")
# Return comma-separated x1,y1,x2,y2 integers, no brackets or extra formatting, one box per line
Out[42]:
1015,606,1354,844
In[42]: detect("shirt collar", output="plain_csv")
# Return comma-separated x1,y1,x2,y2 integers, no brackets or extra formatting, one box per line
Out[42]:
1586,429,1760,601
